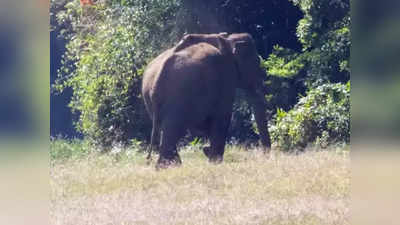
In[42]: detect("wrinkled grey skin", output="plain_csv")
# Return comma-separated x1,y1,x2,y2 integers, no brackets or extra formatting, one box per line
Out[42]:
142,33,271,169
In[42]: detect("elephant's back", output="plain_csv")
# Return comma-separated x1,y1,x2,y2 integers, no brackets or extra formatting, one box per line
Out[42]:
143,42,220,86
159,43,224,90
145,42,232,122
161,44,228,100
174,42,222,61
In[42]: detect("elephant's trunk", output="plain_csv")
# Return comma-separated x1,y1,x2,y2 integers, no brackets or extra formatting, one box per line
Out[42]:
247,89,271,151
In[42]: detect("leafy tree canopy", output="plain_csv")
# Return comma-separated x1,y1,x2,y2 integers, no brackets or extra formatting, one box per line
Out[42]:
51,0,350,150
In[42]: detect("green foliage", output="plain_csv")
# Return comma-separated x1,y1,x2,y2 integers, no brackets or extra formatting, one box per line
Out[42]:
52,0,184,148
295,0,350,84
261,46,305,78
291,0,349,49
50,138,92,161
260,56,305,113
51,0,351,150
189,137,201,147
265,0,350,87
261,0,351,151
269,82,350,151
50,137,147,163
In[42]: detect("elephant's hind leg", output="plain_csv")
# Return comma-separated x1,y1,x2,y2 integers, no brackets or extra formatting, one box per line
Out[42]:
203,146,212,159
156,120,185,169
206,115,230,163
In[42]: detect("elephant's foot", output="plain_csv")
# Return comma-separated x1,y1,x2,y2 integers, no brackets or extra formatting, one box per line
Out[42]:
155,154,182,170
209,155,223,164
261,147,271,155
203,146,223,164
203,146,212,159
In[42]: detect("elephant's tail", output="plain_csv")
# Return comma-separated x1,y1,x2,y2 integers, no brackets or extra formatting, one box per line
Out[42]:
147,112,160,162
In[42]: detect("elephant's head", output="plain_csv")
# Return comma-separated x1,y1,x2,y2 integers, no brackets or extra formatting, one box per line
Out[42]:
228,34,264,89
227,33,271,148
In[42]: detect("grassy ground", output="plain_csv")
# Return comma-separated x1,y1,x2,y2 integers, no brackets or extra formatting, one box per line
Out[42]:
50,140,350,225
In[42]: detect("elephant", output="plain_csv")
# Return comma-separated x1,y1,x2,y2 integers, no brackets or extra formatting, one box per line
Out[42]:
142,32,271,169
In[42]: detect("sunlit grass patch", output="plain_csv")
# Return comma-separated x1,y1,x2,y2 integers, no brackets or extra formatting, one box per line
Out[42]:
51,141,349,225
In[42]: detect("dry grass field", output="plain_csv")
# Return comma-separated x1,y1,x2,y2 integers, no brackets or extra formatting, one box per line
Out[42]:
50,144,350,225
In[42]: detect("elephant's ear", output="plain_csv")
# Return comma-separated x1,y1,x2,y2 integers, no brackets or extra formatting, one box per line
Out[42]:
219,32,229,38
233,41,252,56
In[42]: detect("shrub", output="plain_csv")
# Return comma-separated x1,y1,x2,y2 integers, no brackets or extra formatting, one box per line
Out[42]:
52,0,183,149
260,54,306,112
50,138,91,161
269,82,350,151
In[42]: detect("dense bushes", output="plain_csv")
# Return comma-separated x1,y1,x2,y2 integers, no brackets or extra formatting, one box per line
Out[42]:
50,138,91,161
263,0,350,86
52,0,183,149
269,82,350,151
51,0,351,151
261,0,350,150
59,16,148,147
